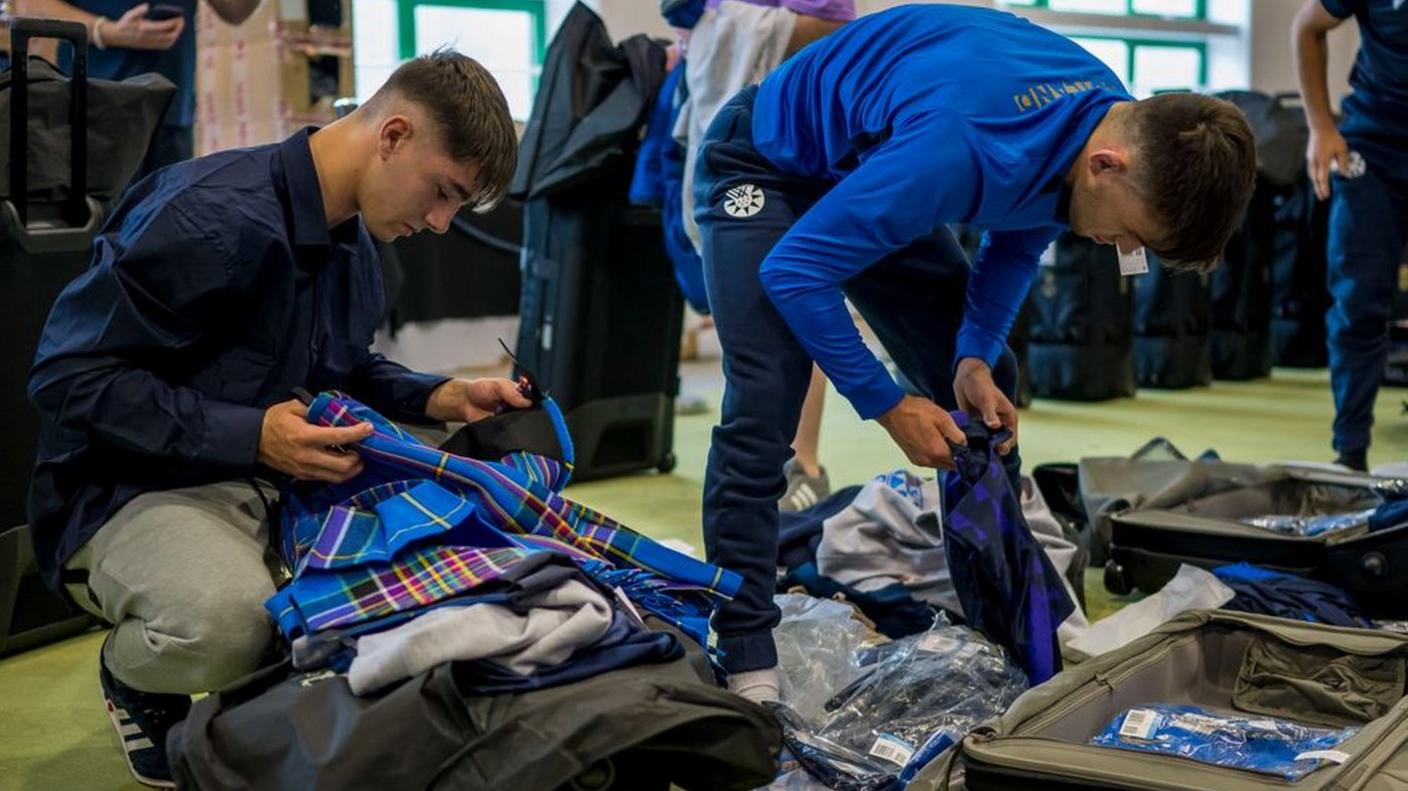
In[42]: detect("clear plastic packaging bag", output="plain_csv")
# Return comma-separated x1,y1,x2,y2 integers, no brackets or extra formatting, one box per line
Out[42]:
770,619,1028,790
774,594,880,724
816,621,1028,772
1240,508,1376,537
1090,703,1359,780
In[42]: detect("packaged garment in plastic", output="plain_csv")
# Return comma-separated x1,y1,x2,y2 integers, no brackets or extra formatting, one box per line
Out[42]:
1240,508,1376,537
773,594,879,724
1090,703,1359,781
816,622,1028,772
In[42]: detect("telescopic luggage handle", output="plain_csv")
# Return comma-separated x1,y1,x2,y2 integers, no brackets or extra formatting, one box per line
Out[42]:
3,17,102,253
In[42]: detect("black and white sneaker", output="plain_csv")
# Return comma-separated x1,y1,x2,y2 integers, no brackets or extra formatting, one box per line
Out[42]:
779,459,831,513
99,642,191,788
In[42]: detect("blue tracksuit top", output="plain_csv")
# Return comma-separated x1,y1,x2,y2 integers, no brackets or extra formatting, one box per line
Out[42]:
750,4,1131,419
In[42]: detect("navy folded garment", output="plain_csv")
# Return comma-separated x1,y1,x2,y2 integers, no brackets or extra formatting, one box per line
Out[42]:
1214,563,1372,629
942,415,1073,685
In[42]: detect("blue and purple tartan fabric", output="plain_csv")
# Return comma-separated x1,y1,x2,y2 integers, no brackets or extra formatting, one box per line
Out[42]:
942,412,1073,685
265,392,740,643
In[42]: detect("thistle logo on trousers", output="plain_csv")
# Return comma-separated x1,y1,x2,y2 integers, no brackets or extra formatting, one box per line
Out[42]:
723,185,765,218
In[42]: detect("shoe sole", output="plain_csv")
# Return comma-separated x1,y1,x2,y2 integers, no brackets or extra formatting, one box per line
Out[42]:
100,686,176,789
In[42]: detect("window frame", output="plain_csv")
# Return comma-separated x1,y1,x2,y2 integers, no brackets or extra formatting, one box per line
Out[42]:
1001,0,1207,21
1068,33,1208,94
395,0,548,110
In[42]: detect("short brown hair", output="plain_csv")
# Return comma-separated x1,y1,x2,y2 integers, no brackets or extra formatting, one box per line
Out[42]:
1128,93,1257,273
374,49,518,212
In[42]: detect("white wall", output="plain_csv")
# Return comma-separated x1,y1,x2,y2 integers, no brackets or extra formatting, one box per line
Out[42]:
595,0,676,40
1249,0,1358,110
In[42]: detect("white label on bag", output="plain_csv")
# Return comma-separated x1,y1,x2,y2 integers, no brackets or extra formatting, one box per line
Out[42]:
1118,245,1149,276
1119,708,1158,740
869,734,916,766
918,633,961,654
917,632,984,662
1295,750,1351,765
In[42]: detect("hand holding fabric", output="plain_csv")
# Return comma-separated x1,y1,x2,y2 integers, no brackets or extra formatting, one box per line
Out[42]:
953,357,1017,455
425,378,533,423
876,395,966,470
257,399,372,482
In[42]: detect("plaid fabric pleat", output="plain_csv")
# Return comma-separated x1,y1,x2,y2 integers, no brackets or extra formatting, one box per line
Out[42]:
266,392,739,643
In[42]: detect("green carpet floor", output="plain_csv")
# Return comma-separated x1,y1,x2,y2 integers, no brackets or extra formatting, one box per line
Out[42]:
3,368,1405,790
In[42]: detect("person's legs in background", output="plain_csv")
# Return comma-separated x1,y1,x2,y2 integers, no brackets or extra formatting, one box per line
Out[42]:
780,365,831,512
1326,166,1408,471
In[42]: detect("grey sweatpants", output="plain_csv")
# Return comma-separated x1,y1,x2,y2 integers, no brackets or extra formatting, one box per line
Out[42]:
64,480,285,695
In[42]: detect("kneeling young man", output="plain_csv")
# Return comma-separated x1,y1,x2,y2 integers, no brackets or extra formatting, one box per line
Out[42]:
28,52,522,786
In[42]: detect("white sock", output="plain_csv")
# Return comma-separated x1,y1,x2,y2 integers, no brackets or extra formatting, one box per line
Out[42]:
728,667,780,704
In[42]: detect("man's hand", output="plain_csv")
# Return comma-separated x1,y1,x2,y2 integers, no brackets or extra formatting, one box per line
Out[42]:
257,399,374,483
1306,126,1350,201
425,378,533,423
953,357,1018,455
99,4,185,50
876,394,967,470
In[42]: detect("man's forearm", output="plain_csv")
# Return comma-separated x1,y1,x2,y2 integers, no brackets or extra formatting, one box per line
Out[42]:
203,0,260,26
1292,9,1337,133
13,0,98,25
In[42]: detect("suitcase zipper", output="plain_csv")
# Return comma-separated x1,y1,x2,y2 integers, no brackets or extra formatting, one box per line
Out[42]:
1328,700,1408,791
1014,637,1189,733
964,736,1297,790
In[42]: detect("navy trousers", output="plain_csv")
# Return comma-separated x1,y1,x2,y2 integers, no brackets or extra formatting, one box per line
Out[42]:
1327,159,1408,456
694,86,1020,673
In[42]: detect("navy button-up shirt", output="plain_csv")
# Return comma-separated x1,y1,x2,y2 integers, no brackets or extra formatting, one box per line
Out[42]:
27,128,450,588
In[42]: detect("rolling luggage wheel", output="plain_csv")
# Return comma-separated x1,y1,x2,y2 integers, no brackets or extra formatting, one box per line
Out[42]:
657,453,676,474
1104,559,1133,595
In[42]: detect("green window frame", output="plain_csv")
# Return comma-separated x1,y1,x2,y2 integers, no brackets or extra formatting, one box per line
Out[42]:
999,0,1207,20
1068,34,1208,94
396,0,548,62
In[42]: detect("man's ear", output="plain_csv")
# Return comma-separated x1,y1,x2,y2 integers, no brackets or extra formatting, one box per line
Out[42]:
378,115,412,160
1088,148,1129,177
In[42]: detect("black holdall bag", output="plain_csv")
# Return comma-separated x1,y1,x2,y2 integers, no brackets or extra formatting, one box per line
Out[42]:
1027,231,1137,401
167,620,782,791
1132,250,1213,390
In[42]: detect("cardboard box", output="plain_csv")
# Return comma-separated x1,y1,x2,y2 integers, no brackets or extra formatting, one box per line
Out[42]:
195,1,353,154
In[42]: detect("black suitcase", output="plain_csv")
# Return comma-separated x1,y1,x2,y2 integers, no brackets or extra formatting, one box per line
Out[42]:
511,6,676,481
1132,251,1212,389
1210,174,1276,380
0,20,105,655
1097,461,1408,620
1212,91,1330,370
1269,181,1332,368
514,195,682,481
1027,232,1137,401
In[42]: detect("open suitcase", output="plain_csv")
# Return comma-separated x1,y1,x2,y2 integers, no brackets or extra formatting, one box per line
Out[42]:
1082,459,1408,620
911,610,1408,791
